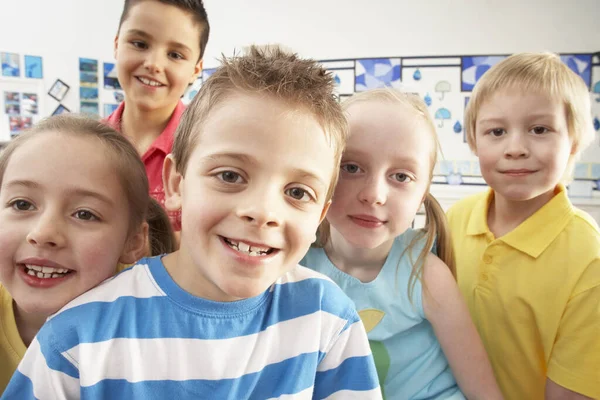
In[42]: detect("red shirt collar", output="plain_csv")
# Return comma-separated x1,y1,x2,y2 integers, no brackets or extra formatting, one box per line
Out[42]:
105,101,186,157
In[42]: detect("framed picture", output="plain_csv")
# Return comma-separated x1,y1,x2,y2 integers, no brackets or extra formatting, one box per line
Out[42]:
24,55,43,79
52,104,70,116
48,79,70,101
1,52,20,77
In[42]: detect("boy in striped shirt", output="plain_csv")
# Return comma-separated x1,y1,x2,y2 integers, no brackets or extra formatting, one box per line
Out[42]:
2,46,381,399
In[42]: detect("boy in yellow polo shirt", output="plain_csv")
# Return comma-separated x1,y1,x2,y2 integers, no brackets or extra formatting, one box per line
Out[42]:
447,52,599,400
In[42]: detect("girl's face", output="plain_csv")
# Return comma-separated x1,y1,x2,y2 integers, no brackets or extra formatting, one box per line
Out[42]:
0,132,141,316
326,100,435,250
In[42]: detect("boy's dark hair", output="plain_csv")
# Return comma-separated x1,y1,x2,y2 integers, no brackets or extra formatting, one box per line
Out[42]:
118,0,210,59
147,198,176,256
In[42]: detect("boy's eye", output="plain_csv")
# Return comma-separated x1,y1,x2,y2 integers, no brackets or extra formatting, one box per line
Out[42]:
341,164,362,174
489,128,506,137
285,187,313,202
217,171,244,184
392,173,412,183
11,199,34,211
131,41,147,49
531,126,549,135
74,210,98,221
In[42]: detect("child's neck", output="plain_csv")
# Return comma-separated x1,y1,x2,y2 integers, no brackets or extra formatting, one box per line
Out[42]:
488,187,557,238
324,228,393,283
12,301,48,347
121,103,177,156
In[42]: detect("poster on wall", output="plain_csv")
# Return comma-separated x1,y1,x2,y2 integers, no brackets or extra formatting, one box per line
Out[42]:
4,92,20,114
103,103,118,117
80,101,99,115
79,58,99,115
21,93,38,115
52,104,70,116
1,52,20,77
24,55,43,79
9,116,32,137
103,62,122,90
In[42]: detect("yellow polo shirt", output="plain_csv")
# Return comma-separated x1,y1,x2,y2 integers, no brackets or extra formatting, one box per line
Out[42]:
447,184,600,400
0,285,27,395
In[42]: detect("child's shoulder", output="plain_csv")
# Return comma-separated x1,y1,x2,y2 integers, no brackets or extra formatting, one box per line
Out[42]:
49,257,163,322
447,189,489,220
274,265,359,319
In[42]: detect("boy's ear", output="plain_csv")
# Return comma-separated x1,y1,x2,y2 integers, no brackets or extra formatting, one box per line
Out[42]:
163,154,183,213
113,36,119,59
119,222,149,264
319,200,332,224
191,59,203,84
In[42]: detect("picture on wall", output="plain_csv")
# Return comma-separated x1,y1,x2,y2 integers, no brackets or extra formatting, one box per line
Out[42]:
80,71,98,86
1,52,20,77
21,93,38,115
48,79,70,101
80,87,99,101
52,104,70,116
9,116,32,136
103,62,122,90
80,101,99,116
103,103,119,117
24,55,43,79
4,92,20,115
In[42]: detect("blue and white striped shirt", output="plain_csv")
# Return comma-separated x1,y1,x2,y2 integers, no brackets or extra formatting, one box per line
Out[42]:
2,256,381,399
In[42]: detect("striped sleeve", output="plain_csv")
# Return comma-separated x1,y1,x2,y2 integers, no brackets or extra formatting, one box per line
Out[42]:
1,325,80,400
314,313,382,399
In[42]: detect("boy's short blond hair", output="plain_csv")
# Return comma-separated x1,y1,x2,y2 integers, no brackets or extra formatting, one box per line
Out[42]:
464,52,594,182
172,45,347,201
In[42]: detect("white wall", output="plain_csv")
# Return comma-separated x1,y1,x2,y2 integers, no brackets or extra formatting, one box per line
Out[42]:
1,0,598,121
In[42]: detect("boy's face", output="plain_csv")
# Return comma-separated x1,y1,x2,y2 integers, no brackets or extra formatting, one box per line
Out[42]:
474,88,573,204
114,1,203,113
0,133,142,316
164,93,335,302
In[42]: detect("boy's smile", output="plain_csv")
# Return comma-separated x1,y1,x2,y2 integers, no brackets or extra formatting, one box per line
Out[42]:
163,93,335,302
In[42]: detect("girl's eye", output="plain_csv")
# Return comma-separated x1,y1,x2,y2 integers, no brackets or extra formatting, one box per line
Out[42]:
11,200,34,211
285,187,313,202
489,128,505,137
217,171,244,184
169,52,184,60
341,164,361,174
74,210,98,221
531,126,549,135
392,173,412,183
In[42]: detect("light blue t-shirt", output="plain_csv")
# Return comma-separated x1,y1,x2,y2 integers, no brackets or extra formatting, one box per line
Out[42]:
302,228,464,400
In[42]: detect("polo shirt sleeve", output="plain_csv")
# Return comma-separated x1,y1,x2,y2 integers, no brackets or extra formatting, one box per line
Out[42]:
547,258,600,399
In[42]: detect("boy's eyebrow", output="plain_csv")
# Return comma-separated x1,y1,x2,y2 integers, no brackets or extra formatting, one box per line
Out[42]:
204,152,328,191
125,29,193,54
4,180,114,207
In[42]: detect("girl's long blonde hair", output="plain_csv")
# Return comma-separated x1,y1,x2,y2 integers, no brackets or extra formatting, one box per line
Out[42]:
315,88,456,300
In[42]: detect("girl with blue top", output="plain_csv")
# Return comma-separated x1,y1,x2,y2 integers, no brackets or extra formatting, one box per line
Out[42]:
302,89,502,400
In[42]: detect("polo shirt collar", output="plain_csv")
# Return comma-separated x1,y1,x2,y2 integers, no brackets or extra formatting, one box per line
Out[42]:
466,185,573,258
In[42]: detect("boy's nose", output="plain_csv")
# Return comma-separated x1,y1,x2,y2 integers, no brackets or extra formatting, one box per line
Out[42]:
143,52,164,73
236,189,283,228
503,132,530,159
26,214,66,249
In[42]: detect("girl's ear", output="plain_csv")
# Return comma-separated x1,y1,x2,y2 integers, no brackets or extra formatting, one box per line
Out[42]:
119,222,149,264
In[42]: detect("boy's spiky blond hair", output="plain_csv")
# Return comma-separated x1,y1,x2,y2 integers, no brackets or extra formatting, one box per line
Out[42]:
464,52,594,183
172,45,348,200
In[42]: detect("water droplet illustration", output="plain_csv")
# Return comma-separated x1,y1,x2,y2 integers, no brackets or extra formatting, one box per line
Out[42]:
453,121,462,134
334,74,341,85
424,93,432,107
594,117,600,131
413,69,422,81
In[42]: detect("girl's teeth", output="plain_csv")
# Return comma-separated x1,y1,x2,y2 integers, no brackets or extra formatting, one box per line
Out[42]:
27,269,35,276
